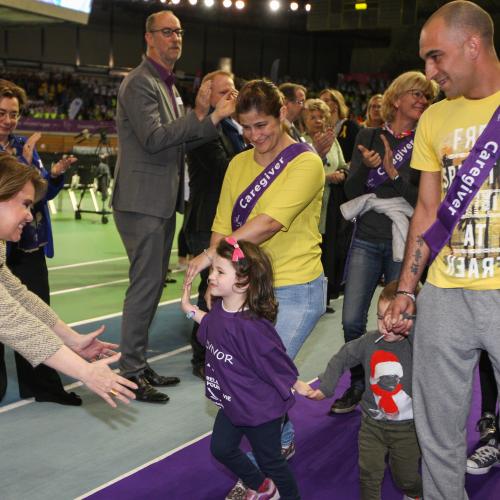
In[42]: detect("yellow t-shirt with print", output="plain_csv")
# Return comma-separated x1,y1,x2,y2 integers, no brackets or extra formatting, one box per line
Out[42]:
411,91,500,290
212,148,324,287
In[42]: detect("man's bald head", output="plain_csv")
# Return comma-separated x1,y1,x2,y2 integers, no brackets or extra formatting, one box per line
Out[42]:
424,1,494,49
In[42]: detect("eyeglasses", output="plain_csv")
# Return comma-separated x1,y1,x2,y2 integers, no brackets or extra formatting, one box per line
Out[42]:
149,27,185,38
293,99,305,106
0,110,20,120
405,89,433,101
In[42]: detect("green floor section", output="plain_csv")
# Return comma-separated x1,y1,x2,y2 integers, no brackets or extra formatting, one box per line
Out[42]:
48,190,190,323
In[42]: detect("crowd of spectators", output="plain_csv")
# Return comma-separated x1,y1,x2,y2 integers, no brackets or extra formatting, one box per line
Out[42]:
1,69,121,121
2,67,390,123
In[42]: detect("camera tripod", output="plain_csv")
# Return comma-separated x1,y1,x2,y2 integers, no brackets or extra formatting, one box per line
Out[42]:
74,130,113,224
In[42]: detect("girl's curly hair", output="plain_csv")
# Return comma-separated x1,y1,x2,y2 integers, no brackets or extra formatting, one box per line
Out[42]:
216,238,278,323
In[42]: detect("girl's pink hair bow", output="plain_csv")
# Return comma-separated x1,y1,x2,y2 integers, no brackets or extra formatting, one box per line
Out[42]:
225,237,245,262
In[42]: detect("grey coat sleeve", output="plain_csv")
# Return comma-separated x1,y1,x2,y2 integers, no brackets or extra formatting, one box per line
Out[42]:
119,74,218,155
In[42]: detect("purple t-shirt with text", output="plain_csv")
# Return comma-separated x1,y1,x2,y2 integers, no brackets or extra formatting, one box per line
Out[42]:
197,300,298,426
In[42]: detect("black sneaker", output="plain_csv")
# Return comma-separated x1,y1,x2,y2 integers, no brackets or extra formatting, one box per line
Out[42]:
477,412,497,443
330,386,364,414
466,439,500,475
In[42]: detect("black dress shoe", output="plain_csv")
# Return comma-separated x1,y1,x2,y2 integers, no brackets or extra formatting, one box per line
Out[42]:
143,367,180,387
325,306,335,314
34,391,82,406
128,375,169,404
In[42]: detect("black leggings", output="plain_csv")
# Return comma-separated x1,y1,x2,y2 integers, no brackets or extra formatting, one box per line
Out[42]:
210,410,300,499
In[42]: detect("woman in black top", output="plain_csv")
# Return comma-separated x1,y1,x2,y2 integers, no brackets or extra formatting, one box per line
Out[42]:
330,71,439,415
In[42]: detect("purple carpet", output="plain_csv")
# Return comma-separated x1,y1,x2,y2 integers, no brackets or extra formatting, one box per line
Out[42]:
88,372,500,499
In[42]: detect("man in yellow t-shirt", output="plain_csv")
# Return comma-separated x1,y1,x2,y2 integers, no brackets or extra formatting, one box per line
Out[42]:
384,2,500,499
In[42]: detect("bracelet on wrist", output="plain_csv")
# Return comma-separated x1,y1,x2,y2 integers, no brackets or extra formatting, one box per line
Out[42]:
392,174,400,182
396,290,416,302
186,307,198,320
203,248,213,263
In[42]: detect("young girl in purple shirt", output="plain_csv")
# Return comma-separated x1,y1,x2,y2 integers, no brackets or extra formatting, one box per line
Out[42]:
182,238,310,500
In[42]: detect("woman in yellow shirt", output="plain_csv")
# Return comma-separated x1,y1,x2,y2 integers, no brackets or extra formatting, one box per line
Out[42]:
185,80,326,498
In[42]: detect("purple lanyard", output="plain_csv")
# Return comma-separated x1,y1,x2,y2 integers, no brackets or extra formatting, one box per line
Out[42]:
366,133,415,191
423,105,500,263
231,142,312,231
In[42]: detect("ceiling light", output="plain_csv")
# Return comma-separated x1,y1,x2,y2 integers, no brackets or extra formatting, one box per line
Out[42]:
290,1,298,10
188,0,198,5
204,0,215,6
270,0,280,11
305,3,311,11
235,0,245,8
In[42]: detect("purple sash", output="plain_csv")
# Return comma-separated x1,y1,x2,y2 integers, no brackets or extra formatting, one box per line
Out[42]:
423,105,500,263
231,142,312,231
366,133,414,191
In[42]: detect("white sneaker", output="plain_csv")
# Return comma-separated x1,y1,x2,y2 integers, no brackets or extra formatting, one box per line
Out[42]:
226,479,248,500
466,440,500,475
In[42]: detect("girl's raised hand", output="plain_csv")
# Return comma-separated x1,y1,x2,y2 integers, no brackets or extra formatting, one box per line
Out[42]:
181,282,193,314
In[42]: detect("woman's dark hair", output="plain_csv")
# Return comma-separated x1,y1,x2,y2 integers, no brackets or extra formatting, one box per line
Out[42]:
0,79,28,109
216,238,278,323
0,153,46,202
236,79,283,119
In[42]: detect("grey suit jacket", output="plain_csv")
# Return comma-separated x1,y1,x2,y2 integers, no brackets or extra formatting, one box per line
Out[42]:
112,57,218,219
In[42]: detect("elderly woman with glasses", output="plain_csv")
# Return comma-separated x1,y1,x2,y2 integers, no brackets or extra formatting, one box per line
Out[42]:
0,79,79,406
330,71,439,416
303,98,352,307
319,88,361,162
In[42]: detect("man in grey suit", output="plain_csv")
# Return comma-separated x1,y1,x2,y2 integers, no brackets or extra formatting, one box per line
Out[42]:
112,10,236,403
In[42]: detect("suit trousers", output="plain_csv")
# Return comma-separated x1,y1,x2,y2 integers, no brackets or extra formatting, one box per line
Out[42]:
114,210,176,377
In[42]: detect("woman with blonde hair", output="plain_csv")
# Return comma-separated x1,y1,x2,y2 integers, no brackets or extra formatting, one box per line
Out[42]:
319,88,360,162
330,71,439,415
363,94,383,128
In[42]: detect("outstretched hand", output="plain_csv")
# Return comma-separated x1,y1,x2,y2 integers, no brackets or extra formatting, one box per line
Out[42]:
73,325,118,361
81,353,137,408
